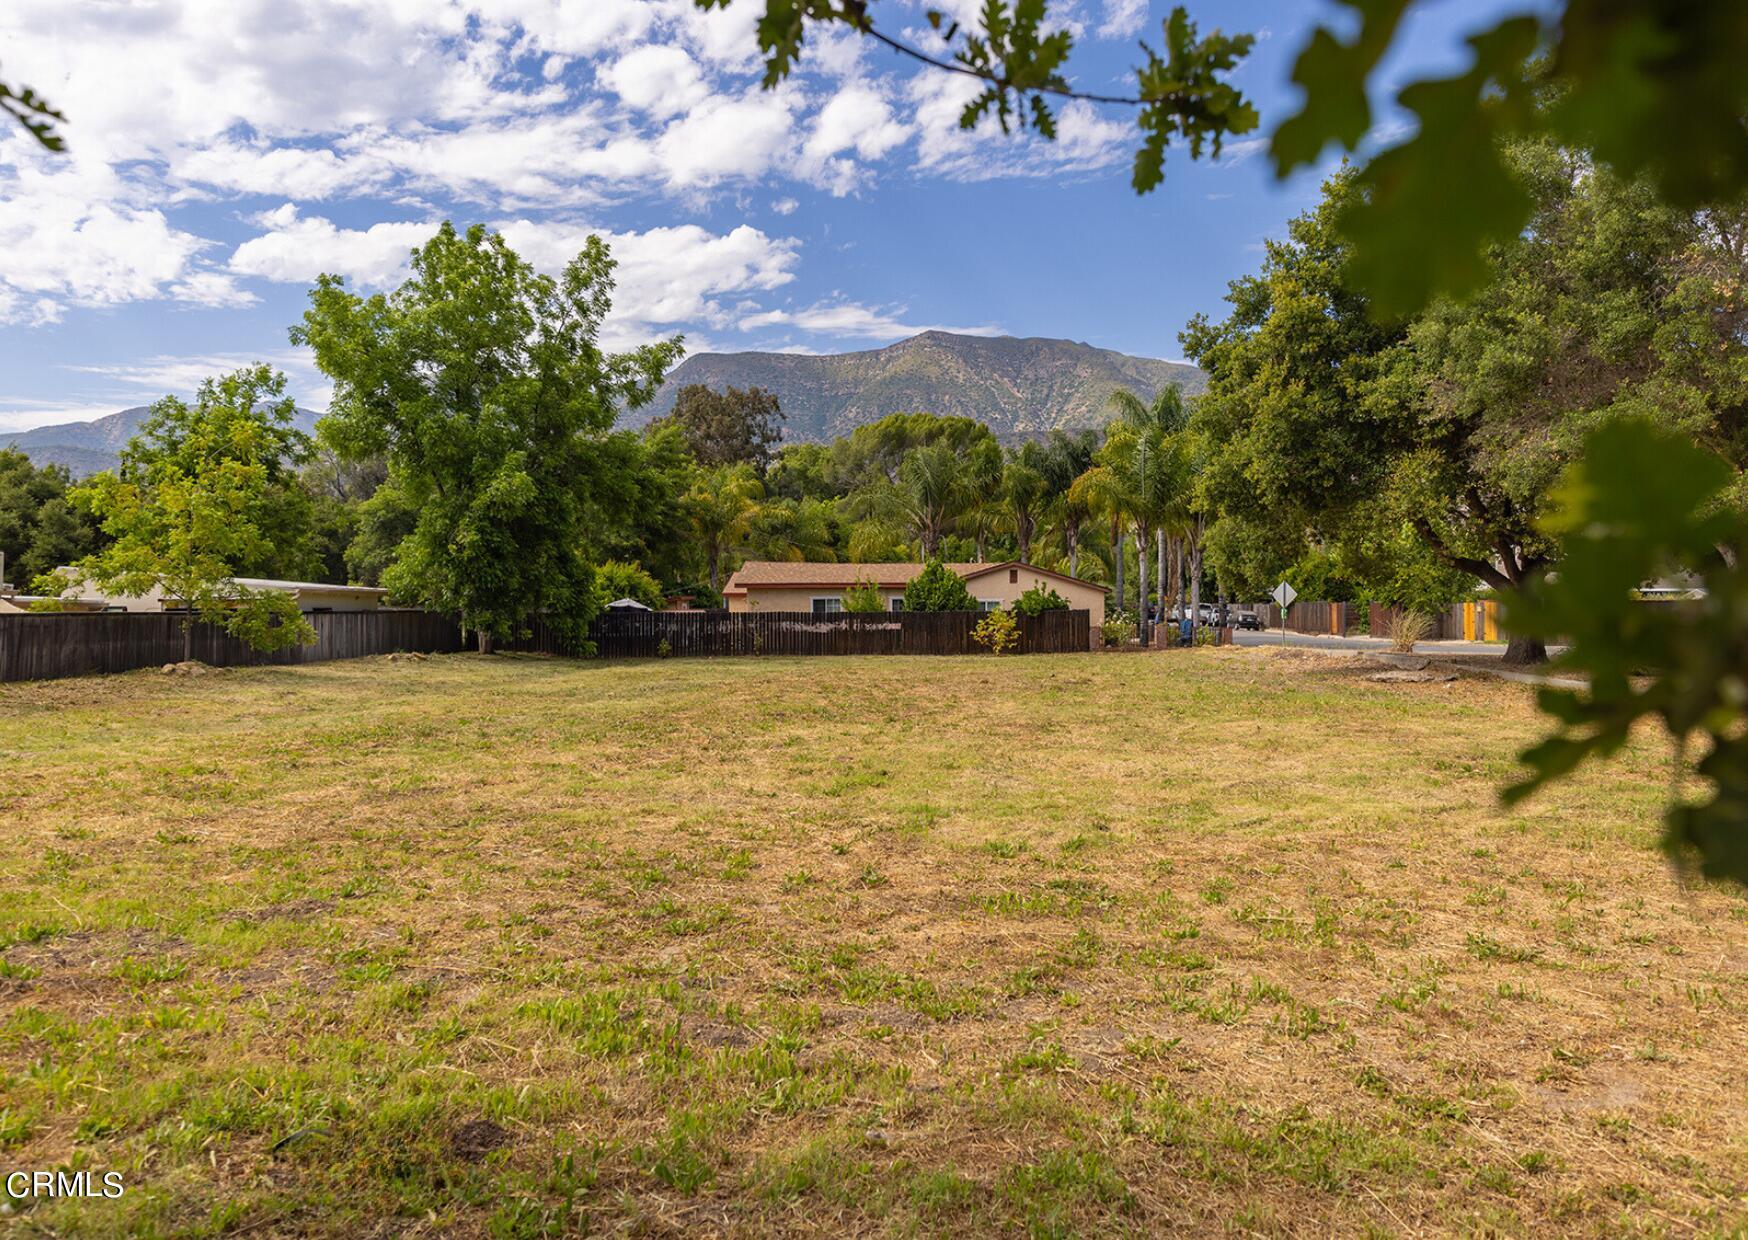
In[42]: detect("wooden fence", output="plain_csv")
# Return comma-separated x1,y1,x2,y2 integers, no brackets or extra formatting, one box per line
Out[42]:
1264,600,1355,635
570,608,1091,659
0,607,1091,682
0,609,464,683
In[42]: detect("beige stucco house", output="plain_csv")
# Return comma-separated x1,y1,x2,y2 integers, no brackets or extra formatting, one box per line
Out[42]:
723,561,1107,626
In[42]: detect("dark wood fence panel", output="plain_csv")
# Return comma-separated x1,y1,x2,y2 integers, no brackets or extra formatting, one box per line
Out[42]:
0,606,1090,682
575,609,1090,660
0,609,464,683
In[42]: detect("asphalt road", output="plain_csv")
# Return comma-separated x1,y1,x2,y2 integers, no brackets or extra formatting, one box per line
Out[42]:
1228,630,1515,658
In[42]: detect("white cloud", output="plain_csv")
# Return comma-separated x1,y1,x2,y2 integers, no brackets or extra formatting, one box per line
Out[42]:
1097,0,1149,39
224,208,801,350
739,300,1002,341
229,205,439,288
0,0,1130,328
171,142,378,200
44,347,335,417
0,138,229,323
653,88,800,189
0,400,129,433
799,84,911,193
496,218,800,347
599,45,709,118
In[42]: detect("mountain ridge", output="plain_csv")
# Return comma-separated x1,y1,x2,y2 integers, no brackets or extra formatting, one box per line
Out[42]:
4,406,324,478
633,331,1204,442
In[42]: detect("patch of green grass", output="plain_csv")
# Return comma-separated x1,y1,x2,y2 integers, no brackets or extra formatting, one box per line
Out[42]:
0,650,1725,1235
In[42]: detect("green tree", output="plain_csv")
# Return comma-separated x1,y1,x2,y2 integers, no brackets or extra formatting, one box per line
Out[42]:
655,384,785,471
765,442,841,502
1036,429,1101,578
300,447,387,584
119,366,320,581
293,222,680,652
595,560,666,611
748,496,840,563
829,413,997,490
841,576,886,613
343,479,417,590
43,387,317,662
686,465,764,594
1013,583,1068,616
879,440,971,559
1105,385,1189,634
902,559,975,612
0,449,103,585
1068,461,1133,615
584,423,697,589
1001,443,1049,564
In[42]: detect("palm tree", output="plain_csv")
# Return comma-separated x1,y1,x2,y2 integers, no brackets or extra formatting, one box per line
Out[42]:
686,465,764,594
749,496,838,562
1068,462,1134,616
892,441,968,558
1001,443,1050,563
1107,386,1188,638
1038,429,1099,576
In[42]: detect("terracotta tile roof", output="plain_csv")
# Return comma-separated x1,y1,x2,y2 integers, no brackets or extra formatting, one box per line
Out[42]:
722,560,1108,595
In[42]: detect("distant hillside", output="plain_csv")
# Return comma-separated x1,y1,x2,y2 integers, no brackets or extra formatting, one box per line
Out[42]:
633,331,1204,442
4,406,323,477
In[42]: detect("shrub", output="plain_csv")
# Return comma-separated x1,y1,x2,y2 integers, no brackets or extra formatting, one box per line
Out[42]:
1013,583,1069,616
973,609,1020,654
842,577,886,613
903,559,975,611
594,560,665,611
1100,610,1136,647
1386,609,1432,652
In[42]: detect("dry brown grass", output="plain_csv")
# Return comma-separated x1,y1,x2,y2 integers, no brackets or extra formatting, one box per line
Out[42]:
1,647,1745,1237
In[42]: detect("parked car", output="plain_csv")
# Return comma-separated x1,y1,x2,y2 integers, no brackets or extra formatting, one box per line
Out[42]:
1232,611,1264,631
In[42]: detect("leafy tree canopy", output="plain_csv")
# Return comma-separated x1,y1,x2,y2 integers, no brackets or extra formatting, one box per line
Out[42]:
1184,145,1748,658
841,576,886,613
42,368,318,660
1013,583,1068,616
902,558,975,611
0,449,103,586
120,365,320,581
293,222,681,650
654,384,785,472
595,560,666,611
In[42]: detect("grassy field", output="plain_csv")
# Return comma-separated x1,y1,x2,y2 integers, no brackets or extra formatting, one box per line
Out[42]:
2,647,1746,1237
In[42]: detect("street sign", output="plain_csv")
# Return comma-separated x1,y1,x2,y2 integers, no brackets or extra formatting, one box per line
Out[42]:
1272,581,1296,646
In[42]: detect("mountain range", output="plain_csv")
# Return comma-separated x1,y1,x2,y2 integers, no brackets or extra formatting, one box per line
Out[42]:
636,331,1204,442
5,333,1201,476
4,406,323,478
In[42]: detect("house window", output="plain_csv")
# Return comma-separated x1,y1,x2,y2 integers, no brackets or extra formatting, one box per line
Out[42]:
979,599,1002,612
888,598,905,612
811,597,843,615
1009,568,1019,583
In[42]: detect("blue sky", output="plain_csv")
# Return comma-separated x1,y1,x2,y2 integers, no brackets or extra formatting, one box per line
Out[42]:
0,0,1545,430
